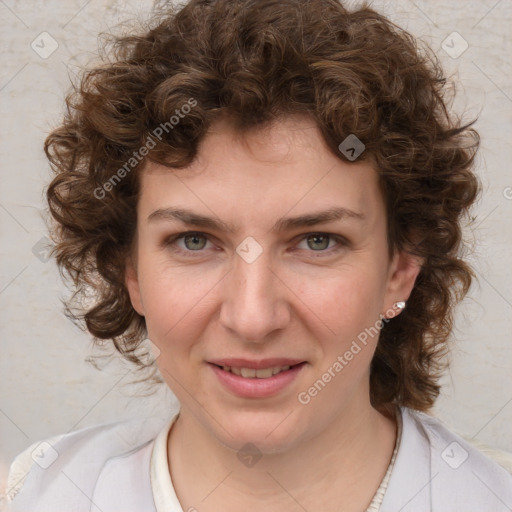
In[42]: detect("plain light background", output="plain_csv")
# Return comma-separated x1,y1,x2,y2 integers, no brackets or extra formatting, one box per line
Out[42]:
0,0,511,496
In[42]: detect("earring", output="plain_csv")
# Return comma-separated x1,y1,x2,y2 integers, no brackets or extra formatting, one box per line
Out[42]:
394,301,406,310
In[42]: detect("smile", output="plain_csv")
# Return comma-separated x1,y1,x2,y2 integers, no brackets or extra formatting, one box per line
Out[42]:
208,362,307,398
216,365,293,378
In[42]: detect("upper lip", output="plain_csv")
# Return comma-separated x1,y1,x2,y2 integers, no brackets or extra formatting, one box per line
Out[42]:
208,358,306,369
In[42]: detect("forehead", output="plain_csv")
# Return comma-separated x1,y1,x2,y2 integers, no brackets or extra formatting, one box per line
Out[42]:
138,115,383,228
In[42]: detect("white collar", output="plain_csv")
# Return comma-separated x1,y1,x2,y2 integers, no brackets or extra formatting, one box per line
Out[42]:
149,408,403,512
150,409,183,512
148,406,512,510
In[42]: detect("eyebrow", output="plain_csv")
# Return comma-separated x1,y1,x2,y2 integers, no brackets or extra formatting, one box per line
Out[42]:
147,206,365,233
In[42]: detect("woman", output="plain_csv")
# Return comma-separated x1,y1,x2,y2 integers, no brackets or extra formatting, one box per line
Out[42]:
6,0,512,510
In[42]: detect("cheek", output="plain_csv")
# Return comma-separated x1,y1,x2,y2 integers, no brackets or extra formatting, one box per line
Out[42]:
138,263,216,354
293,269,387,407
296,265,387,350
300,268,383,331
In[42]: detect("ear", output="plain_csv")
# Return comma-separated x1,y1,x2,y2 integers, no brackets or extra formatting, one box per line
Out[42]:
382,249,422,318
125,255,145,316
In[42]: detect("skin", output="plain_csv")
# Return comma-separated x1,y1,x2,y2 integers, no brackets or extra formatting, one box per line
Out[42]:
125,114,421,512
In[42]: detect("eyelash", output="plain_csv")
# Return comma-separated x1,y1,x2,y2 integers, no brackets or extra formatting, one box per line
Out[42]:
163,231,349,258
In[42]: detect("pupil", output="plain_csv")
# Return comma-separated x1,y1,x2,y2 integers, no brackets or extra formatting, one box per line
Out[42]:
308,234,329,250
185,234,206,250
183,234,329,251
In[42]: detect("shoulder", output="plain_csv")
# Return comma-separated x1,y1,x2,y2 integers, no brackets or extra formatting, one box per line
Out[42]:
406,407,512,474
396,406,512,510
5,415,173,511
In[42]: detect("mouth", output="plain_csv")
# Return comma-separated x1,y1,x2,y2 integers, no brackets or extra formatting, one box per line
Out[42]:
207,361,308,398
210,362,306,379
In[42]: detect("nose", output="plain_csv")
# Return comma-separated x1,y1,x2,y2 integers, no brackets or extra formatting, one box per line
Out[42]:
219,247,291,343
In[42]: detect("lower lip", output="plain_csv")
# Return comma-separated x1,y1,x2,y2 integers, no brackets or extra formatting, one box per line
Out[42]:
208,362,307,398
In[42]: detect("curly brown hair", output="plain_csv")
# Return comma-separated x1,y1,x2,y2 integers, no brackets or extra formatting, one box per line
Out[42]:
45,0,480,411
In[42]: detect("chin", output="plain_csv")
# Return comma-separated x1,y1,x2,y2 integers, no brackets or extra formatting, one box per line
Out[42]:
209,407,306,455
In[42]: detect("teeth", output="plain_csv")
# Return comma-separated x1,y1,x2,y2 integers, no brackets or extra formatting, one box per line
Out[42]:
240,367,256,378
221,365,292,378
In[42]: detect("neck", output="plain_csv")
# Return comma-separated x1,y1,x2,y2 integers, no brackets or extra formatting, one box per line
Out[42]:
167,397,397,512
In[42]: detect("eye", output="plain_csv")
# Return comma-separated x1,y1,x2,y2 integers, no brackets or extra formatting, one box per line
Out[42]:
164,231,214,255
295,233,347,255
163,231,348,258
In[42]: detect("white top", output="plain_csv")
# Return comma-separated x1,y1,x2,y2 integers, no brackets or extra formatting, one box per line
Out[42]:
5,406,512,511
148,408,401,511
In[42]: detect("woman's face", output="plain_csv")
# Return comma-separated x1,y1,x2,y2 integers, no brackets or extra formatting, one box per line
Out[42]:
126,115,419,453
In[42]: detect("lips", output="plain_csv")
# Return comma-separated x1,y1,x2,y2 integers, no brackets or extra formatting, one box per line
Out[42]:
208,358,307,380
209,361,307,398
207,357,306,369
219,365,293,378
